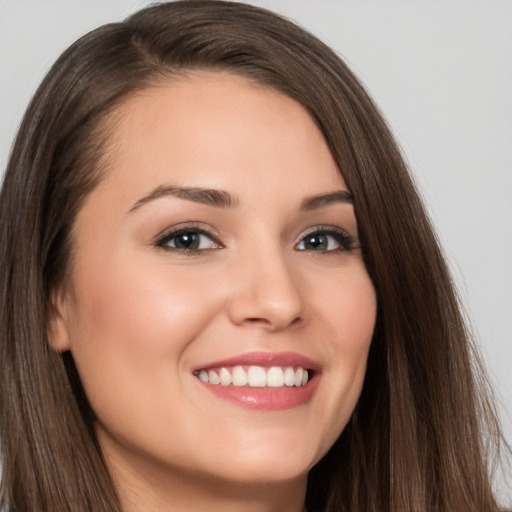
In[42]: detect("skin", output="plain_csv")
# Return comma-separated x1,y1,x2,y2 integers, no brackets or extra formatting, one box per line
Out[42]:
49,72,377,512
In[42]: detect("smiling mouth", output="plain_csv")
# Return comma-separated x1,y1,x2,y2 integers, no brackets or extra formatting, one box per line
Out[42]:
193,353,320,410
194,365,310,388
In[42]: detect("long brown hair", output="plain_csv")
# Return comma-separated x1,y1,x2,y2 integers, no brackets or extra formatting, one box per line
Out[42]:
0,1,505,510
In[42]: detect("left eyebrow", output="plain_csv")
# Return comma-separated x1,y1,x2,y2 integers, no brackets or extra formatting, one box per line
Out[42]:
299,190,353,211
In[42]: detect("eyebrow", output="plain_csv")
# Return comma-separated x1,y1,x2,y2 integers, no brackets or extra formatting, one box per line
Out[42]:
299,190,353,211
129,185,240,212
129,185,353,213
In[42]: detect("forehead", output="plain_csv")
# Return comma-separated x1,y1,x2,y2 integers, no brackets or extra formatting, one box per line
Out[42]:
93,71,345,208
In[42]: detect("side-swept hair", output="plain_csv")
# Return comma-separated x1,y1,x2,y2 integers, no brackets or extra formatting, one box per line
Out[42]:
0,1,504,510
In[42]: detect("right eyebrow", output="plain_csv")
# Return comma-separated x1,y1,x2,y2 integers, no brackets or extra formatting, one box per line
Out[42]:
299,190,353,211
128,185,240,213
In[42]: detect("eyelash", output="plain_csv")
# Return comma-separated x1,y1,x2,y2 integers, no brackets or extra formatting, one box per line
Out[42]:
155,224,356,254
295,226,356,253
155,224,222,254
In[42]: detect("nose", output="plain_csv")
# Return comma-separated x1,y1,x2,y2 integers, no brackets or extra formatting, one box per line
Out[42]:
226,248,304,332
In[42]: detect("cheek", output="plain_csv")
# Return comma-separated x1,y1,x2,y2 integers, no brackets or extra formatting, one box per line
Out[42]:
66,255,225,421
306,267,376,449
328,269,376,384
308,262,376,359
333,276,376,358
72,254,221,351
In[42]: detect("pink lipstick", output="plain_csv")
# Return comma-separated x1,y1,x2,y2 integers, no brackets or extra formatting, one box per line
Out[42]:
193,351,320,411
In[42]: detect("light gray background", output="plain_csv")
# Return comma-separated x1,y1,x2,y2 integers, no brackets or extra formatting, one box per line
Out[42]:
1,0,510,504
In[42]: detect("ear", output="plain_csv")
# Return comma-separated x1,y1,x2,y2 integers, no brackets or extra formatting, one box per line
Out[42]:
47,287,72,352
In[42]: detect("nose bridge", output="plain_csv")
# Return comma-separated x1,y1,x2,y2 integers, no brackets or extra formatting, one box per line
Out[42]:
227,238,304,330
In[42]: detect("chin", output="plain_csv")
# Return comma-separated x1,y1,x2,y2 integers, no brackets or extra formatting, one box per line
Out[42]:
196,437,323,486
202,458,311,487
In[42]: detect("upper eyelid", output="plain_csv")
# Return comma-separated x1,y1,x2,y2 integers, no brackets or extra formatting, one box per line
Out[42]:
295,224,353,240
155,222,219,241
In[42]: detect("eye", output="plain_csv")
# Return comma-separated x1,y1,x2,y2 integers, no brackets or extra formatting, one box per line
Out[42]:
156,228,222,252
295,227,355,252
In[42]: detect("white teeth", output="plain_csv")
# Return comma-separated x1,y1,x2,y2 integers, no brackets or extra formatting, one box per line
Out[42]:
284,367,295,386
208,370,220,385
219,367,232,386
232,366,248,387
197,365,310,388
267,367,284,387
248,366,267,387
294,367,303,387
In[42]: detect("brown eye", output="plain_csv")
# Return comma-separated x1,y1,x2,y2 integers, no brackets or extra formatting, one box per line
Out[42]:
157,229,221,251
301,233,330,251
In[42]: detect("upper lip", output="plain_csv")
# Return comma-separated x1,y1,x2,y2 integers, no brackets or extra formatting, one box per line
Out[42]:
193,351,320,372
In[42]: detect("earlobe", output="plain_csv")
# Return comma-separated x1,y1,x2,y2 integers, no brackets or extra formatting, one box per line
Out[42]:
47,288,72,352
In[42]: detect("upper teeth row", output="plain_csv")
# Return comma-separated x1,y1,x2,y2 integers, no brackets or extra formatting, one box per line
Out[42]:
197,366,309,388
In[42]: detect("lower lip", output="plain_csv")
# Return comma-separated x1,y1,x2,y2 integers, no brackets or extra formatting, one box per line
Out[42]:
196,375,320,411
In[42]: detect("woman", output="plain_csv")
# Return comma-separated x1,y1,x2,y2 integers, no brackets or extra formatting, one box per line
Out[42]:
0,1,505,511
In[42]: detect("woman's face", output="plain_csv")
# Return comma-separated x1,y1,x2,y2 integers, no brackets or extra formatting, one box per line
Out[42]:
50,72,376,493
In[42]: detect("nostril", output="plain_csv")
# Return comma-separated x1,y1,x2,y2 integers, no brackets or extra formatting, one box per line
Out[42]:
290,316,302,327
240,315,303,331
